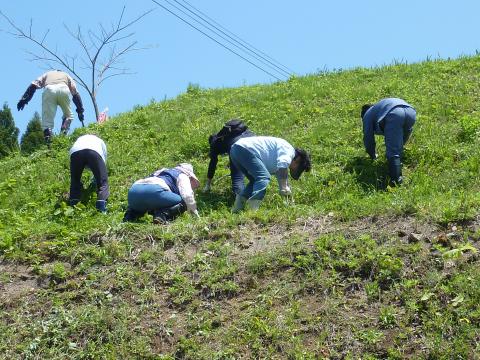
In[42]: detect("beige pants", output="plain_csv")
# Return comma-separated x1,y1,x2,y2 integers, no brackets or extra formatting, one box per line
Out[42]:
42,84,72,130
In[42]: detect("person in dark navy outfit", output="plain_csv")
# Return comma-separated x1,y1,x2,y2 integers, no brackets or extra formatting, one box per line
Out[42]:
361,98,417,185
204,119,255,195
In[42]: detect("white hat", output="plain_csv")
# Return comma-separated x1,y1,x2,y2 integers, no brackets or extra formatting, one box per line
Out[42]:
175,163,200,188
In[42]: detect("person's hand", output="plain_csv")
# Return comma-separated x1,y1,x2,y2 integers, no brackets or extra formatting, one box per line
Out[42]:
17,100,26,111
192,209,200,219
279,186,292,197
370,153,378,160
78,112,84,122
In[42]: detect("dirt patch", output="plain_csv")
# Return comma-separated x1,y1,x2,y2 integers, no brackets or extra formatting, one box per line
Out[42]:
0,261,40,306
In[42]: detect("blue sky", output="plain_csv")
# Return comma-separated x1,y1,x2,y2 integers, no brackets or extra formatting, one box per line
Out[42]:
1,0,479,136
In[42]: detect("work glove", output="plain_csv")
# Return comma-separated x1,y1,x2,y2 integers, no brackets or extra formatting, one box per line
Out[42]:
192,209,201,219
279,185,292,197
203,179,212,192
17,100,26,111
78,112,84,122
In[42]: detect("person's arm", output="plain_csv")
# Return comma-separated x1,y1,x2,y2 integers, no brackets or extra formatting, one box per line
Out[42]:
362,117,377,159
17,84,37,111
276,167,291,196
204,153,218,191
177,174,200,217
205,141,220,191
101,140,107,164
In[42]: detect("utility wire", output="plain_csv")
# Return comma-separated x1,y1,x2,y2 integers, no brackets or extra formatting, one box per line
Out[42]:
150,0,284,81
159,0,288,79
179,0,295,75
172,0,292,77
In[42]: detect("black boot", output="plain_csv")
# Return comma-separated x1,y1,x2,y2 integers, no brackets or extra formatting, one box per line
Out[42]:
123,208,142,222
60,116,72,135
388,157,403,186
153,202,186,224
164,202,187,221
152,209,168,224
43,128,53,148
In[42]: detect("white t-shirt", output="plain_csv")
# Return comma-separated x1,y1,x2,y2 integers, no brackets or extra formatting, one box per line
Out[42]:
70,135,107,163
234,136,295,174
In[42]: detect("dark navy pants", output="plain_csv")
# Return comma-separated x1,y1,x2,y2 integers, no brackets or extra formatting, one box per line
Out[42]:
383,106,416,159
70,149,109,201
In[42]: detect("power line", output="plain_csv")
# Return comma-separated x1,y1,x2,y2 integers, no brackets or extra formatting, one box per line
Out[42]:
150,0,285,81
159,0,288,79
172,0,292,77
178,0,295,75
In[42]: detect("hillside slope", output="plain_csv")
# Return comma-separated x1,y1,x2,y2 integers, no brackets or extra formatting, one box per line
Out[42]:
1,57,480,358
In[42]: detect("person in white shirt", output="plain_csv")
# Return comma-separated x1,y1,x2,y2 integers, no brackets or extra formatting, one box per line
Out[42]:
229,136,311,212
69,134,109,212
123,163,200,224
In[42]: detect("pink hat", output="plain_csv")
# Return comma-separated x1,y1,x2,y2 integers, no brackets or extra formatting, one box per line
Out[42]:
175,163,200,188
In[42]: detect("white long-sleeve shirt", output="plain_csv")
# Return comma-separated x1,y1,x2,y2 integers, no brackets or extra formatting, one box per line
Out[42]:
134,169,197,213
70,135,107,163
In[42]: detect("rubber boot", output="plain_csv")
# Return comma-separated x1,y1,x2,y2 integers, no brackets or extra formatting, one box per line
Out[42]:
232,194,247,213
68,198,80,206
123,208,142,222
153,202,186,224
152,209,168,224
60,116,71,135
246,198,262,211
43,128,53,148
388,157,403,186
95,200,107,213
164,202,186,221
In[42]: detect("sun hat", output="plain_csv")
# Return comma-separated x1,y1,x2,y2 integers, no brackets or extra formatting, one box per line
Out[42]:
175,163,200,188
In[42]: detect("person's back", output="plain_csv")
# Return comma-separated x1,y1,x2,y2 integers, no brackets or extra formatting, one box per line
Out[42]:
363,98,412,127
234,136,295,174
70,134,107,163
33,70,76,89
69,134,109,212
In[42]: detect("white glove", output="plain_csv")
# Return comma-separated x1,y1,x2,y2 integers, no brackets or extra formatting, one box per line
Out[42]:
279,185,292,197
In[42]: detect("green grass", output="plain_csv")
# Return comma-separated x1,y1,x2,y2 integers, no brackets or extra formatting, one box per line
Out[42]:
1,56,480,358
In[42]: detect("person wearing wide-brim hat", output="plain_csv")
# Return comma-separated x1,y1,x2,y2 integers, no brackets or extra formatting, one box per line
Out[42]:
123,163,200,224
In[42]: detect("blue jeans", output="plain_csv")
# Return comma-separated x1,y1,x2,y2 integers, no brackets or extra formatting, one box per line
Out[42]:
229,156,246,195
383,106,416,159
127,183,182,214
230,144,270,200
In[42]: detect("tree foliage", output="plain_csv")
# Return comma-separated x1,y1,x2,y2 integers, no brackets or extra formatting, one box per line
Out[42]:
20,111,44,154
0,103,19,158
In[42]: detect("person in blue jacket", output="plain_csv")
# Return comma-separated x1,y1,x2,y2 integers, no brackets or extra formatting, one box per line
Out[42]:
361,98,416,185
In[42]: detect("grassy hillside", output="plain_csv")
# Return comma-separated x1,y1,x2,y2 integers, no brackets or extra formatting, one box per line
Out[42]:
1,56,480,359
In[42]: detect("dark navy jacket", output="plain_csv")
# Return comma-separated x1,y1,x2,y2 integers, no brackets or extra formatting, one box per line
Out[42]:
207,130,255,179
362,98,413,158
